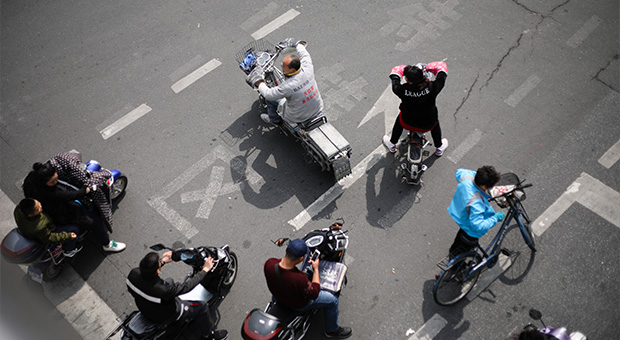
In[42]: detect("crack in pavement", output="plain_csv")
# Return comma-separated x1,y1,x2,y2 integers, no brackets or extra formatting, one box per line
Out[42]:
453,72,480,120
593,54,620,92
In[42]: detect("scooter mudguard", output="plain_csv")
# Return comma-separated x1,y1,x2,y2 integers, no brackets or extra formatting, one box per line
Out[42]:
110,169,122,180
241,309,283,340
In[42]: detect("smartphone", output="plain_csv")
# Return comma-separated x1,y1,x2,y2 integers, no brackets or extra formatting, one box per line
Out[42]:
310,249,320,262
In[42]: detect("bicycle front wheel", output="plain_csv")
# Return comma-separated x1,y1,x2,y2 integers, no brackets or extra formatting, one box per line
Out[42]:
517,214,536,251
433,253,482,306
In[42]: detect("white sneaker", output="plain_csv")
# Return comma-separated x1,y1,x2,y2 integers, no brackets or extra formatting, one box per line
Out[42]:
382,135,397,153
103,240,126,252
63,245,83,258
260,114,272,124
435,138,449,156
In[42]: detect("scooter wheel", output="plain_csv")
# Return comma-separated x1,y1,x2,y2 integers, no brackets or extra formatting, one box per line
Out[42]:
43,263,62,282
111,176,128,201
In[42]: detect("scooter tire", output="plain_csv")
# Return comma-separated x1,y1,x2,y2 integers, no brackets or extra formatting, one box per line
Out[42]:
221,252,238,290
111,175,128,201
43,263,62,282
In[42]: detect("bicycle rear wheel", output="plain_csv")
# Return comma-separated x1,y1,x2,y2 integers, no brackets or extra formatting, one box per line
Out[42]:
433,253,482,306
517,214,536,251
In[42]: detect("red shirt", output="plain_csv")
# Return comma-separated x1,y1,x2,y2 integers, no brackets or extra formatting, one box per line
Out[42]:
264,258,320,308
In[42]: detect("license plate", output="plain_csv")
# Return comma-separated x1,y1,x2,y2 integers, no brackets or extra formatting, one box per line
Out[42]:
27,266,43,283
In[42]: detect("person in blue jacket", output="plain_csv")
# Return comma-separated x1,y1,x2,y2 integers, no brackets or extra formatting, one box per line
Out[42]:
447,166,505,256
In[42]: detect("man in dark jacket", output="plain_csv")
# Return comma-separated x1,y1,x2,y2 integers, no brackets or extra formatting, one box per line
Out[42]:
126,251,228,340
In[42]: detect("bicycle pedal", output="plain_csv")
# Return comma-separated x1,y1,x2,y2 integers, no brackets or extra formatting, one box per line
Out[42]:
500,248,512,256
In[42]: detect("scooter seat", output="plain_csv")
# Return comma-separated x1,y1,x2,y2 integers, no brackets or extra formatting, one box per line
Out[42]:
268,302,304,323
126,311,168,336
407,133,423,163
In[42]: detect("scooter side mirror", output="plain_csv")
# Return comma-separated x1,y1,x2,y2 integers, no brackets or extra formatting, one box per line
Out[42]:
529,309,543,321
149,244,167,251
273,238,289,247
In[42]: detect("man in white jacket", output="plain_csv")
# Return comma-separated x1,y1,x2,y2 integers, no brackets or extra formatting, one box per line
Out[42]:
247,38,323,125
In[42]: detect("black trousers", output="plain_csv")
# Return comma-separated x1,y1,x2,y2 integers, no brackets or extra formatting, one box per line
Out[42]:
389,116,443,148
449,229,479,258
178,299,214,336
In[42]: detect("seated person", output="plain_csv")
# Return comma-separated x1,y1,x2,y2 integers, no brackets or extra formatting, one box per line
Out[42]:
14,198,81,257
263,239,352,339
126,251,228,340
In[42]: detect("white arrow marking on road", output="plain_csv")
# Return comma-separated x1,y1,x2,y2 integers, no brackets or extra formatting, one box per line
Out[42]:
181,166,225,219
148,146,263,239
357,84,400,134
533,172,620,236
407,313,448,340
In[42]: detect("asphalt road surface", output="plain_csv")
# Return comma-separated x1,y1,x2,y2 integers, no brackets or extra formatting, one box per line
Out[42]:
1,0,618,339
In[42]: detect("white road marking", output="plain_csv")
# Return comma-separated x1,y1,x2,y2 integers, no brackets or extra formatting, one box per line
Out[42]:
289,145,386,230
504,74,542,107
0,190,120,340
566,15,603,48
171,59,221,93
533,172,620,236
598,138,620,168
407,313,448,340
180,166,225,219
357,84,400,134
251,9,300,40
148,146,263,239
447,128,482,164
99,104,152,140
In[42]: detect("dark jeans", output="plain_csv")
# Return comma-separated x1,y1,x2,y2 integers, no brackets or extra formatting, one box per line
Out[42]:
449,229,479,258
291,290,340,333
389,116,443,148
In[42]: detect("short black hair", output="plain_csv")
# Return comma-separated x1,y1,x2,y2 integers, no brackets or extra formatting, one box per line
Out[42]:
18,198,36,215
474,166,501,188
287,55,300,71
139,252,160,278
404,65,424,84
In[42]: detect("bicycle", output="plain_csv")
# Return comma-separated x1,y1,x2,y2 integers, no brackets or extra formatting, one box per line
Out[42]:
432,172,536,306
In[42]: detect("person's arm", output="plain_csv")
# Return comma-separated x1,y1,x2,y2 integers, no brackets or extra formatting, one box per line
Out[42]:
468,200,500,236
36,218,74,244
257,82,288,101
389,65,407,97
158,256,213,299
52,185,88,202
425,61,448,94
296,43,313,73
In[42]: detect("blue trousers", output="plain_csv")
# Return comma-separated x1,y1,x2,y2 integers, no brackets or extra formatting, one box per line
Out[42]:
266,99,283,124
293,290,340,333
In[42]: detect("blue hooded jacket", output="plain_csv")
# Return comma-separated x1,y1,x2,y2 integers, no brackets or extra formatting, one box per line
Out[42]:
447,169,499,238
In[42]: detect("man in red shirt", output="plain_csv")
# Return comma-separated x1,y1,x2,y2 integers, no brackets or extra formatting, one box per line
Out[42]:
264,239,352,339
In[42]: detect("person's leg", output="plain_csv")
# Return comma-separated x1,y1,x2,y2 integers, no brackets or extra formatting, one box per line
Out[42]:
303,291,340,333
389,116,404,145
430,121,442,147
181,301,214,335
265,99,283,123
449,229,478,257
84,209,110,246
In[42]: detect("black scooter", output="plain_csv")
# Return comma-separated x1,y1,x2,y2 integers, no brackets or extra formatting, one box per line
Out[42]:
105,243,238,340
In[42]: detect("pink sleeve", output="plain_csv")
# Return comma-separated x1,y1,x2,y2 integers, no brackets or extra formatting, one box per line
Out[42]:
425,61,448,76
390,64,407,78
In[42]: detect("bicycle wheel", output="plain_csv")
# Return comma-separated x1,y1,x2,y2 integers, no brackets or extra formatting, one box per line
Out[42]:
433,253,482,306
517,214,536,251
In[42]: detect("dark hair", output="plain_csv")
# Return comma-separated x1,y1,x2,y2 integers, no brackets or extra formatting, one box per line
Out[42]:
139,252,160,278
18,198,36,215
23,162,57,197
32,162,57,182
404,65,430,90
287,55,301,71
474,166,501,188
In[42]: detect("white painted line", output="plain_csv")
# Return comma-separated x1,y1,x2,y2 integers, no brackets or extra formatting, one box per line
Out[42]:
598,138,620,168
241,2,279,32
289,145,386,230
171,59,222,94
504,74,542,107
0,190,120,340
99,104,152,140
566,15,603,48
466,253,512,300
533,172,620,237
407,313,448,340
251,9,300,40
447,128,482,164
357,84,400,134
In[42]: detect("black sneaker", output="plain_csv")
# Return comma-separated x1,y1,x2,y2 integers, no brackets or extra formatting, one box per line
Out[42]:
325,326,352,339
204,329,228,340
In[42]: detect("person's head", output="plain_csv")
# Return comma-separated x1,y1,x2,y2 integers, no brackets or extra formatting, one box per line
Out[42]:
19,198,43,217
139,252,161,278
282,54,301,76
284,238,308,263
474,165,501,191
31,162,58,187
518,329,555,340
404,65,429,90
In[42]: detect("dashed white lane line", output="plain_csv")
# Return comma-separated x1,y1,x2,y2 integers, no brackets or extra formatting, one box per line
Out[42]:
171,59,222,94
288,145,386,230
598,138,620,169
504,74,542,107
240,2,279,32
0,190,120,340
251,9,300,40
566,15,603,48
99,103,152,140
447,128,482,164
407,313,448,340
